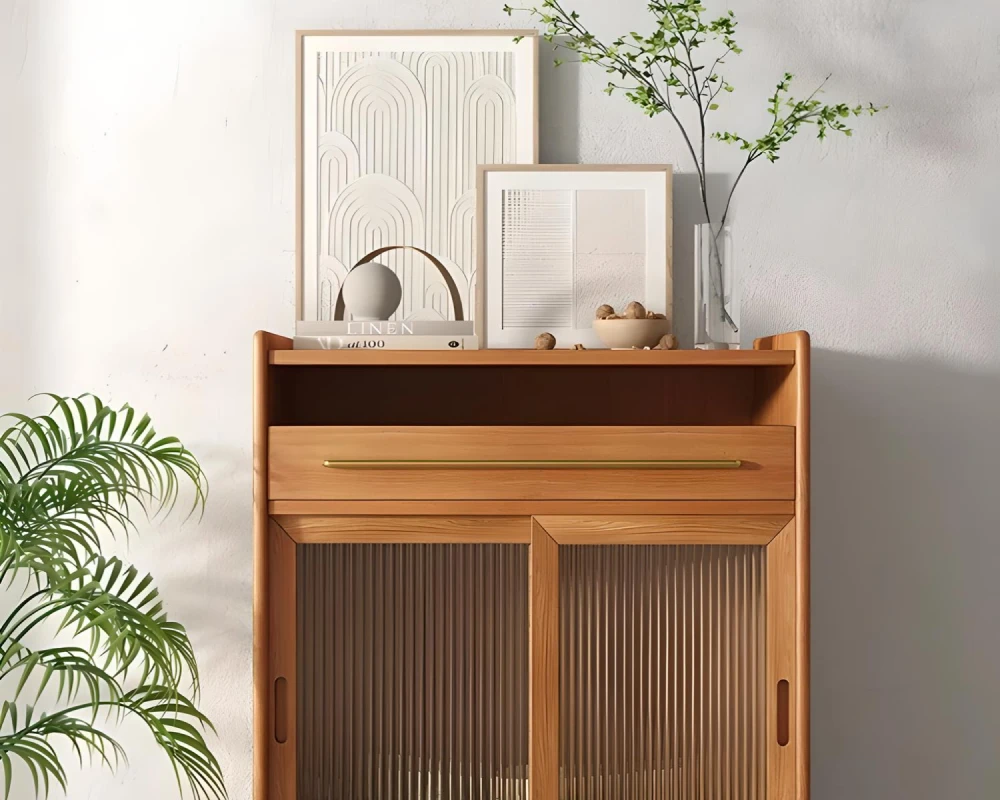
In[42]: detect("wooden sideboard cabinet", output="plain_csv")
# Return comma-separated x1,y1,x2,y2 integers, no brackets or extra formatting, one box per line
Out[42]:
253,331,810,800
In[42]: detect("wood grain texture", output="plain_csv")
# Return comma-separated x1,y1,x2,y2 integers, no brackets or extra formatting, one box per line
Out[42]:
269,499,796,516
767,519,797,800
252,329,808,798
530,520,560,800
267,520,297,800
273,515,530,543
253,331,291,800
268,425,795,501
270,348,794,366
755,330,810,798
535,514,791,544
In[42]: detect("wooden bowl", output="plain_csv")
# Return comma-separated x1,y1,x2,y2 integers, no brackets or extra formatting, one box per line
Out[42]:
593,318,672,349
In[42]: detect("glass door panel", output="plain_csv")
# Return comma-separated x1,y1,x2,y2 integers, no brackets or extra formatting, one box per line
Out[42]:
559,544,767,800
297,543,530,800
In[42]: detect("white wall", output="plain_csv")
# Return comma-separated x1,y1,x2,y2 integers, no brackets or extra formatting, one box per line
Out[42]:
2,1,998,798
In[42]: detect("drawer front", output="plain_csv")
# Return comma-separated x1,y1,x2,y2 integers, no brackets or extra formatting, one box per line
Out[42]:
268,426,794,501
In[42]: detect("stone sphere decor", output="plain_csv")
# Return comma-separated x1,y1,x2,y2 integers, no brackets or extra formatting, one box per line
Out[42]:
340,261,403,321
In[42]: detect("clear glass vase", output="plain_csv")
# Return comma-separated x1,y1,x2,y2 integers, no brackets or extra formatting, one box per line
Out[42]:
694,223,741,349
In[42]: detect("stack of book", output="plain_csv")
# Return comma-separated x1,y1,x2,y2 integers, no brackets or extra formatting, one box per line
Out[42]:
294,320,478,350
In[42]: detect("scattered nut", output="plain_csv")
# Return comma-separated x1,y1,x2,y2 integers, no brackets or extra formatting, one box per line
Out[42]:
572,343,587,350
653,333,679,350
534,332,556,350
595,304,616,320
624,300,647,319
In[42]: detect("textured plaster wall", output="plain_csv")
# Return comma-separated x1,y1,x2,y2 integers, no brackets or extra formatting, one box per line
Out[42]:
1,1,998,798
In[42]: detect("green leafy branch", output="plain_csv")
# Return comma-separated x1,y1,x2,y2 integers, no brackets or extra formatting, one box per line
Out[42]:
504,0,884,230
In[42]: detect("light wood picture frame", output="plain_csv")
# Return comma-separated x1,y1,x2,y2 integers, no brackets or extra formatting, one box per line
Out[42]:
295,30,539,330
476,164,673,349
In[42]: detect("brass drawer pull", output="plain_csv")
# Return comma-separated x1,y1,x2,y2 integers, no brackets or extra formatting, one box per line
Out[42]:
322,459,742,470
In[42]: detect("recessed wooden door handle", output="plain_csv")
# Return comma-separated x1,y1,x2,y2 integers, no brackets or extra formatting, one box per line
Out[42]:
322,459,743,470
274,677,288,744
776,679,790,746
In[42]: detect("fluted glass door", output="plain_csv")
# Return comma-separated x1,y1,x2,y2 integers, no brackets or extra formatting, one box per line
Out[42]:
559,544,767,800
297,542,530,800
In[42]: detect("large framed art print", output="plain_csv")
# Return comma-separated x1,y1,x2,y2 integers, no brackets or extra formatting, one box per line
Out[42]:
296,30,538,331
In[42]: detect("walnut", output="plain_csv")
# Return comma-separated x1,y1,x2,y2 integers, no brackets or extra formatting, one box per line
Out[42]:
595,304,616,319
653,333,679,350
646,311,667,320
624,300,647,319
534,332,556,350
572,343,587,350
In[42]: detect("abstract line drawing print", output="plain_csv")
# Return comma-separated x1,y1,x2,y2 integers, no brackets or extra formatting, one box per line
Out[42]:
309,49,519,322
500,189,647,329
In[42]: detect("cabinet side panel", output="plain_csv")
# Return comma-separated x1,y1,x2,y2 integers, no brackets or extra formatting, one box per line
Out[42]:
755,331,809,799
254,331,291,799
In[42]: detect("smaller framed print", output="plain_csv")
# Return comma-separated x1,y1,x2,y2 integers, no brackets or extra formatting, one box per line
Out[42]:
476,164,673,348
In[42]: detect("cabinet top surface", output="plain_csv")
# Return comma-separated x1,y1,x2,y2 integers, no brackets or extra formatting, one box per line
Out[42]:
269,349,795,367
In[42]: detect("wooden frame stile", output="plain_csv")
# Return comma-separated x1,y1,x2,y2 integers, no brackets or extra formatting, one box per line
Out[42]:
754,330,810,799
529,520,560,800
253,331,292,800
267,520,297,800
766,519,796,799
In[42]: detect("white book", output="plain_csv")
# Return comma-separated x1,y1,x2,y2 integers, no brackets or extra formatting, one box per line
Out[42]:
293,335,480,351
296,320,475,337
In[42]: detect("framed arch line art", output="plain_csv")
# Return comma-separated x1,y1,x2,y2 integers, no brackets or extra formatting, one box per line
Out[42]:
296,30,539,331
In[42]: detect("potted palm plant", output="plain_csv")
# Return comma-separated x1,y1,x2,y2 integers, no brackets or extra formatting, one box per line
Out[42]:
0,395,225,799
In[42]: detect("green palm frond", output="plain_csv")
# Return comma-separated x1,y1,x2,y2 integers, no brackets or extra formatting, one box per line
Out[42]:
0,394,207,577
0,689,224,800
0,702,126,798
0,395,224,799
1,556,198,693
0,643,122,706
117,686,226,800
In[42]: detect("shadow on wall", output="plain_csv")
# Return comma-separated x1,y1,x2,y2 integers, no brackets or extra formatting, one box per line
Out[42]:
0,6,43,403
537,36,580,164
811,349,1000,800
